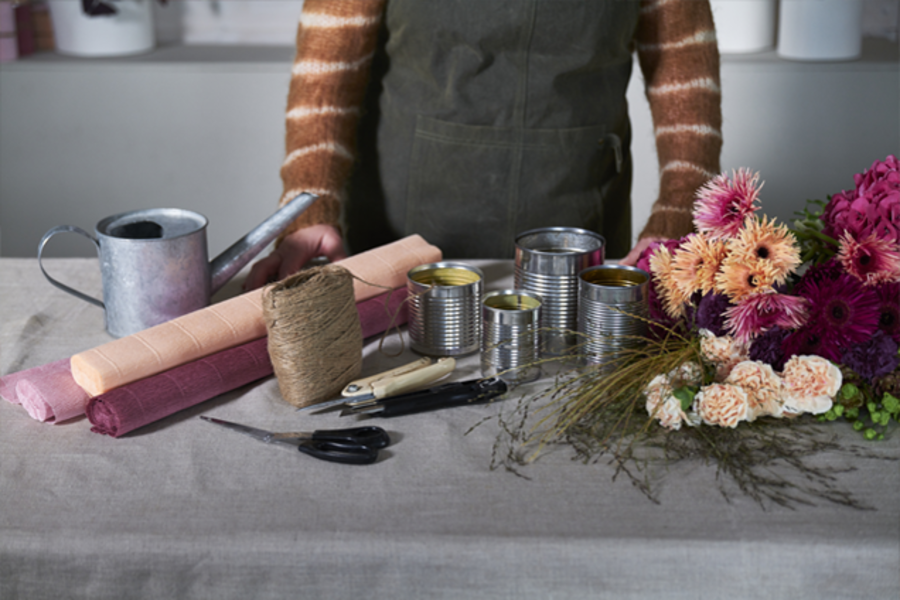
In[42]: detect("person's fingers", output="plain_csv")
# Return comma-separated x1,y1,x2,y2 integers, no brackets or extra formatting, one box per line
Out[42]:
619,236,664,267
243,253,282,290
619,247,641,267
318,228,348,263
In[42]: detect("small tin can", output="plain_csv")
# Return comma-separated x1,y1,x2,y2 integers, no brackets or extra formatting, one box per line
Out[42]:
407,262,484,356
576,265,650,365
514,227,605,356
481,289,542,384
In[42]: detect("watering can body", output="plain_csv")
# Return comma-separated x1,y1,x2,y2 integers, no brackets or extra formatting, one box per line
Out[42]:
38,193,317,337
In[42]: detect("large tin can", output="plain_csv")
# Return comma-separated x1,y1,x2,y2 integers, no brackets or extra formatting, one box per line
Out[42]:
481,289,542,384
407,262,484,356
514,227,605,356
577,265,650,365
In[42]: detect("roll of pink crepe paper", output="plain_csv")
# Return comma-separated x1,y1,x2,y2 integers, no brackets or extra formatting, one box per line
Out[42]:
0,358,89,423
85,288,409,436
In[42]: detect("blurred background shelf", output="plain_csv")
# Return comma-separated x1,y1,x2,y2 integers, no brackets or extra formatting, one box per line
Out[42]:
0,36,897,258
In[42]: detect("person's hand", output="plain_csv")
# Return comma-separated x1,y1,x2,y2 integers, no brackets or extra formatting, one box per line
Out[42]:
243,224,347,290
619,236,665,267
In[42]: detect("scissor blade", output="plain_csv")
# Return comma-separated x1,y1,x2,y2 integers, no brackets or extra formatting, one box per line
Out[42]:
200,416,276,443
296,394,372,414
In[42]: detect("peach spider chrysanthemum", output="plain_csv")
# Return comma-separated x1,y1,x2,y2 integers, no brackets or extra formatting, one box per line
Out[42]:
693,168,763,240
669,233,729,298
714,254,779,301
728,215,801,285
649,245,684,319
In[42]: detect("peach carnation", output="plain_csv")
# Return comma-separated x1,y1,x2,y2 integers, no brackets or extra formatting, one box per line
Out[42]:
643,374,688,430
693,383,750,428
724,360,784,420
781,355,842,415
699,330,749,381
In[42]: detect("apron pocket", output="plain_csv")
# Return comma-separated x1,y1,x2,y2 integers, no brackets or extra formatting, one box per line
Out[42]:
405,114,622,258
405,115,518,258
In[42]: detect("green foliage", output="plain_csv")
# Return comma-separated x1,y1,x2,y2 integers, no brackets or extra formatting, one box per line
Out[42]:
791,198,839,265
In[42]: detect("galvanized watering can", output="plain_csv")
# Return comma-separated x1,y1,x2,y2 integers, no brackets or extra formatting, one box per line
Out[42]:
38,192,317,337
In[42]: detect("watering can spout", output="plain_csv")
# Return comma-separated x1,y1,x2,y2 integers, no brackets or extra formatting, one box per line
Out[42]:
209,192,318,293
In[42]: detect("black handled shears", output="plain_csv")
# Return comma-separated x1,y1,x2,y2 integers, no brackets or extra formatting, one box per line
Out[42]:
200,416,389,465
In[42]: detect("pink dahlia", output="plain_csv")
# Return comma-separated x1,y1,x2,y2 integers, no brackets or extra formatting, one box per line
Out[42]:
724,292,808,343
821,155,900,244
837,231,900,285
693,168,762,240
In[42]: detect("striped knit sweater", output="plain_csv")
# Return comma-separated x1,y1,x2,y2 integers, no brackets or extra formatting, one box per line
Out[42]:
278,0,722,247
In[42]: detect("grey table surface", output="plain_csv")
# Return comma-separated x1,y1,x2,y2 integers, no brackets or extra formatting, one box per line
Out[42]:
1,258,898,600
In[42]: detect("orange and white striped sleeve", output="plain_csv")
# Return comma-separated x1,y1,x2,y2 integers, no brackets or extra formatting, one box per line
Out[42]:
635,0,723,241
278,0,386,240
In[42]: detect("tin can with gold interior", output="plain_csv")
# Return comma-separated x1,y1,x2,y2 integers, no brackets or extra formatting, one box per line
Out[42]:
407,262,484,357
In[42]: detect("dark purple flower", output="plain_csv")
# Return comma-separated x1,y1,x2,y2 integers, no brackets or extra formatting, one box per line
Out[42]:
874,282,900,343
841,331,900,383
695,293,731,336
749,327,790,371
783,327,840,362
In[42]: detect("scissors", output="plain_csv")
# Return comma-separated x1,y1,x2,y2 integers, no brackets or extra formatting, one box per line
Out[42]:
200,416,390,465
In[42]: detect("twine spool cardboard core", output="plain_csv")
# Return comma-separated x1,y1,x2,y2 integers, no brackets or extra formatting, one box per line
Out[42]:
263,264,362,408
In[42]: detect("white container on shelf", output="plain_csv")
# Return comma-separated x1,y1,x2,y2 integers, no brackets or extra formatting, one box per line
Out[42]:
710,0,777,54
48,0,154,57
777,0,864,61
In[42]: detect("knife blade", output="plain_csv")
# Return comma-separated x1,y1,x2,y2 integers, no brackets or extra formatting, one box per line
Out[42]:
341,377,508,418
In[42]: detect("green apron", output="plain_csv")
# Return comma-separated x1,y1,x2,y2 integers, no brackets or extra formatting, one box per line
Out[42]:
345,0,640,259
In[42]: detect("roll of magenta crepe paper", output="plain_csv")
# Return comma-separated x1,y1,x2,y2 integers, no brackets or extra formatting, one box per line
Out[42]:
85,288,408,437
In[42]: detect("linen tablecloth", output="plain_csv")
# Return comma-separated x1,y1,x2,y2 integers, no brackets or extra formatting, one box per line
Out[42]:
1,258,898,600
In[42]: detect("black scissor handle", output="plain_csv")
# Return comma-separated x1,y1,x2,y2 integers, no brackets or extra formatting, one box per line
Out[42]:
297,439,380,465
312,426,390,450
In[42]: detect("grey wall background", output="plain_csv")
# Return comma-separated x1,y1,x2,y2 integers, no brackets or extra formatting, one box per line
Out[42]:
0,4,898,260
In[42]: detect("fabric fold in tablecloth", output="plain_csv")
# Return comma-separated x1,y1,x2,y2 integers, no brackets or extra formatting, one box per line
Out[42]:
70,235,440,397
2,287,410,426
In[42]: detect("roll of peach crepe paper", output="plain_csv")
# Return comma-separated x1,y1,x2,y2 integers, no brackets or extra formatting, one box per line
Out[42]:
70,235,441,396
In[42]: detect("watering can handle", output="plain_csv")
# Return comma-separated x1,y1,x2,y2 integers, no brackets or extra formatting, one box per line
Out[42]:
38,225,105,309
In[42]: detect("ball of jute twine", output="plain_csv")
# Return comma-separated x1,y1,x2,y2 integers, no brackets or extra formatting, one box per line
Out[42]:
262,264,362,408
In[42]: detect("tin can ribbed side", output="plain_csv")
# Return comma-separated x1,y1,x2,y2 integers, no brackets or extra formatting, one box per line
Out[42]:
576,265,650,365
481,290,542,383
407,262,483,356
514,227,605,356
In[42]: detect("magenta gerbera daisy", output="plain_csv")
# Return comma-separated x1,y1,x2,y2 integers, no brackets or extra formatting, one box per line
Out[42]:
723,292,808,343
874,282,900,343
792,258,843,296
693,168,762,239
837,231,900,285
796,272,881,358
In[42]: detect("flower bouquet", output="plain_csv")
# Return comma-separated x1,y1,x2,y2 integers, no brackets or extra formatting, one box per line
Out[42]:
492,156,899,507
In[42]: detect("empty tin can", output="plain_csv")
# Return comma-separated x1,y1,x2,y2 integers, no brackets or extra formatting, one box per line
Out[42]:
577,265,650,365
407,262,484,356
514,227,605,356
481,289,542,384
